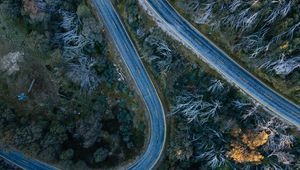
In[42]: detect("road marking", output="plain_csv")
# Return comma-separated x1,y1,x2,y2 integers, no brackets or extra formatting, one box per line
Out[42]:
195,38,203,46
125,44,129,52
240,77,245,81
137,68,142,75
265,94,273,101
147,88,152,96
219,59,225,64
113,21,117,29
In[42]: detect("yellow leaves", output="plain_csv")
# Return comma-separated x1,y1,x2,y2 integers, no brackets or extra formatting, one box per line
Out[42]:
242,131,269,150
227,130,269,164
227,143,264,164
227,144,245,163
246,151,264,163
280,41,289,49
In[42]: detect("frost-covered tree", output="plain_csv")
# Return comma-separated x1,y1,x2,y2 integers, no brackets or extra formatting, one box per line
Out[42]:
241,102,261,120
257,117,295,153
268,151,295,165
261,56,300,75
143,35,180,75
56,11,92,61
193,1,215,25
193,128,227,169
171,93,222,123
182,0,299,61
66,56,100,92
196,145,226,169
232,100,251,109
53,10,104,93
208,79,224,93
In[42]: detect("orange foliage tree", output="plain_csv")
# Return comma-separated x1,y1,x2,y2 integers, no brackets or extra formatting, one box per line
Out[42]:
227,130,269,164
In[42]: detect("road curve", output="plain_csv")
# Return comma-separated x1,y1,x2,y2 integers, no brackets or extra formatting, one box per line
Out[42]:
141,0,300,127
91,0,166,169
0,1,166,169
0,151,57,170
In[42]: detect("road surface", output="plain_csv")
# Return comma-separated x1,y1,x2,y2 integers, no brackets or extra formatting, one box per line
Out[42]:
0,0,166,169
140,0,300,127
0,151,57,170
91,0,166,169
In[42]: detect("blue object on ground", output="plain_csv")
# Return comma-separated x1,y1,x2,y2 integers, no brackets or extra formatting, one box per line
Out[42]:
17,93,27,101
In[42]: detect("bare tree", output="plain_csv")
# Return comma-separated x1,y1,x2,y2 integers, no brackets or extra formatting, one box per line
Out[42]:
144,36,176,74
194,2,215,25
228,0,242,13
197,145,226,169
66,56,100,93
233,28,269,57
278,134,295,150
232,100,251,109
286,21,300,39
194,128,227,169
261,159,285,170
261,56,300,75
208,79,224,93
264,0,292,25
241,102,261,120
268,151,295,165
56,11,92,61
257,117,294,152
186,0,297,60
171,93,222,123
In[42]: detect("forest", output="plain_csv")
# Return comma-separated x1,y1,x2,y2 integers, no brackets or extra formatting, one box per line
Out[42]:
0,0,146,169
115,0,300,169
0,0,299,169
172,0,300,104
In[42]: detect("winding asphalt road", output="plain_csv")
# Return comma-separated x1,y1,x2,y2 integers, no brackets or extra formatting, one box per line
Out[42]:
0,0,166,169
91,0,166,169
2,0,299,170
0,151,57,170
140,0,300,127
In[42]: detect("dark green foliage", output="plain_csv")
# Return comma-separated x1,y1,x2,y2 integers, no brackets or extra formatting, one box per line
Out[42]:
0,0,21,17
93,148,109,163
59,149,74,160
0,0,145,169
124,0,146,34
117,109,135,149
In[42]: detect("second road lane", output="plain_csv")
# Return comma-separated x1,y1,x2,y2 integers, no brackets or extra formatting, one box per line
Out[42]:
142,0,300,127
